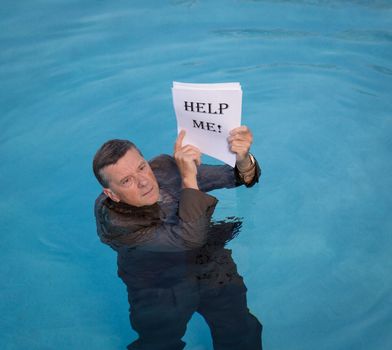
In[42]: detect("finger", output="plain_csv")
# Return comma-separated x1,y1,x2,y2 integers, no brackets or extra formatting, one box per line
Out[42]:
175,145,201,161
195,154,201,167
191,148,201,166
180,149,201,163
229,140,250,151
230,138,252,146
235,131,252,142
229,141,251,156
228,133,252,142
230,146,249,156
174,130,186,153
227,135,253,148
181,144,201,154
229,125,250,136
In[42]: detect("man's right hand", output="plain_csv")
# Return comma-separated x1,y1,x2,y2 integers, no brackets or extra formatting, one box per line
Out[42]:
174,130,201,189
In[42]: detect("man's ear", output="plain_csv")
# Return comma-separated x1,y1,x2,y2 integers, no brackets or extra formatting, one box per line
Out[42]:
103,188,120,202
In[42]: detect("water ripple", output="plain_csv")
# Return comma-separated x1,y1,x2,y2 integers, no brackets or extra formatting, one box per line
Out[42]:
354,88,378,97
212,28,392,43
226,62,340,74
243,0,392,10
181,61,204,66
336,30,392,42
369,64,392,76
170,0,199,6
212,28,317,39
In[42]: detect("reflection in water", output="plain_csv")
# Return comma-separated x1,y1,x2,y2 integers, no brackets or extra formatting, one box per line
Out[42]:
118,220,262,350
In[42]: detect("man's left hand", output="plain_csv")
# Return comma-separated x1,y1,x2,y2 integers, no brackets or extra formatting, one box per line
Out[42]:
228,125,253,166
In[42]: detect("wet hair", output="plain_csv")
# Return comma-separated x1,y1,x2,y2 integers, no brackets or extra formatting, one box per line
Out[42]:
93,139,142,188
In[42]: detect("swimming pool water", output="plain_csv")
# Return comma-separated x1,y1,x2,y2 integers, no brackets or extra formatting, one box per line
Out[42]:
1,1,391,349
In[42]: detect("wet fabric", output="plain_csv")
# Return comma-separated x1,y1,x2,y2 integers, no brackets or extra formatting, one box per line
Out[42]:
94,154,262,349
125,251,262,350
95,154,260,252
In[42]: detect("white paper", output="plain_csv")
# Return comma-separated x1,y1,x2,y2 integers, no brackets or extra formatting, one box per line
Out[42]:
172,81,242,167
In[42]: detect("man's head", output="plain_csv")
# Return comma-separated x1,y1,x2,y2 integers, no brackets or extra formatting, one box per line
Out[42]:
93,140,160,207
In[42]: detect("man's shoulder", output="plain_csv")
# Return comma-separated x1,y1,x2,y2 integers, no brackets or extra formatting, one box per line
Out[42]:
149,154,175,166
94,192,160,239
149,154,181,186
94,192,129,227
94,192,107,215
94,193,115,229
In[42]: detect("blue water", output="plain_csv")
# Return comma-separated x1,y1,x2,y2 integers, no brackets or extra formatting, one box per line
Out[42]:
1,1,391,349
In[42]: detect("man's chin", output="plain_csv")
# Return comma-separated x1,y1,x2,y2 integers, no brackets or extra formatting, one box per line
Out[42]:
148,193,160,205
142,191,160,206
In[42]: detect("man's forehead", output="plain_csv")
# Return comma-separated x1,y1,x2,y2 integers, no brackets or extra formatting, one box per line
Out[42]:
105,149,146,177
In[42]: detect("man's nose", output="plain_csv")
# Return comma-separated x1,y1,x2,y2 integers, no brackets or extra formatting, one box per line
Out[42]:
137,175,148,188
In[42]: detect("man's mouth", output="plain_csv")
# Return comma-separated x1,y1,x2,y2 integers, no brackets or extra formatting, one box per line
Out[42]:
142,187,153,197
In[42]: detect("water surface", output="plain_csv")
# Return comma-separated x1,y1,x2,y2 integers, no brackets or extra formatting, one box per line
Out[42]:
1,1,391,349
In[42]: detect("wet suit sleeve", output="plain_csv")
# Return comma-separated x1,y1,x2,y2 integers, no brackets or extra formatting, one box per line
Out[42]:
196,155,261,192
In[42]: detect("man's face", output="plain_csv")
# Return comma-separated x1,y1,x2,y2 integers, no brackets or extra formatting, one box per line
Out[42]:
102,148,160,207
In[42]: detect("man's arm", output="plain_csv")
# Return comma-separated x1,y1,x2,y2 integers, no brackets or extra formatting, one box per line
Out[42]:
196,159,261,192
197,125,261,192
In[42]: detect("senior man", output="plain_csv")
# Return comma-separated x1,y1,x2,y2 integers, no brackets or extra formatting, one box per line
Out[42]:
93,126,263,350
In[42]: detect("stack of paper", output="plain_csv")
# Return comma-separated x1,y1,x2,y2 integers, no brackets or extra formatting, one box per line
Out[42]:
172,81,242,167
